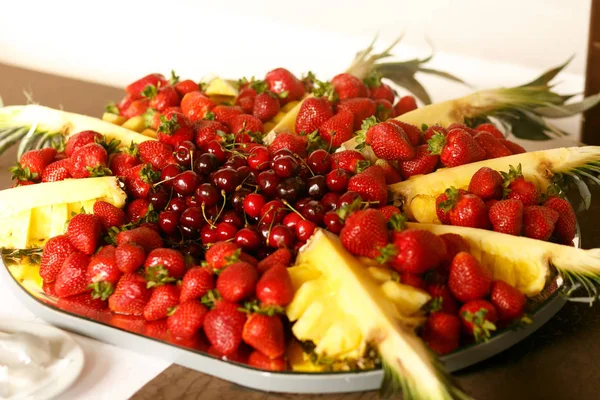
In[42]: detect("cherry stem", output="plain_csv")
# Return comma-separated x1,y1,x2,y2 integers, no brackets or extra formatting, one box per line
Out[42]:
281,199,306,220
201,203,216,229
213,190,228,223
295,155,315,177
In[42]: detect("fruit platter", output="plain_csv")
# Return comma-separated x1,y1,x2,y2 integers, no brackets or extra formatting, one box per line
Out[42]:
2,38,600,399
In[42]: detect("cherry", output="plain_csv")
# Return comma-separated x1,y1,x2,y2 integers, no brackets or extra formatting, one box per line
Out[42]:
276,176,306,202
180,242,204,260
225,155,247,170
203,204,219,223
322,192,340,211
302,200,326,223
173,170,199,196
201,225,218,245
235,228,261,251
337,191,362,209
271,149,293,161
216,222,238,241
258,222,271,241
273,155,299,178
306,175,327,199
160,164,183,187
247,146,270,171
257,170,280,197
326,169,350,192
295,219,317,242
159,210,180,235
220,210,243,227
268,225,296,248
205,140,227,163
196,183,219,206
298,165,312,180
260,200,287,224
294,241,306,253
307,149,331,175
283,212,302,230
181,225,199,239
194,153,219,175
174,141,196,168
295,198,311,214
230,188,252,212
244,193,266,219
213,167,239,193
186,195,201,208
180,206,204,230
149,189,170,211
166,197,187,213
324,211,344,234
236,166,252,182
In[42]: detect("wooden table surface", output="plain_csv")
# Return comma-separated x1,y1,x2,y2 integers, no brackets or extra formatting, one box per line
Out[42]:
2,63,600,400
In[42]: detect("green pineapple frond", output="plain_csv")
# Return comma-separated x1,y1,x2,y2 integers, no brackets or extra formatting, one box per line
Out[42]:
560,268,600,305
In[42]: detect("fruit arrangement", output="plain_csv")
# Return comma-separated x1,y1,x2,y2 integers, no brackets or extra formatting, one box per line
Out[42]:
2,39,600,399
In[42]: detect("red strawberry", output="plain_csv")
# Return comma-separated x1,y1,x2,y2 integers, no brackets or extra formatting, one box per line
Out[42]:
382,229,447,274
374,99,395,121
204,301,247,355
256,264,294,307
11,179,36,187
180,267,215,302
474,132,512,159
295,97,333,134
488,199,524,236
93,201,125,230
447,123,477,136
67,213,102,255
65,130,103,157
148,86,181,112
268,132,308,157
340,209,388,258
468,167,503,200
318,110,354,147
438,187,490,229
265,68,305,104
216,262,258,303
421,312,461,355
257,248,292,274
393,95,418,116
330,73,368,99
236,87,257,112
167,300,208,338
440,233,470,264
363,119,415,161
490,280,526,321
400,273,426,290
55,252,90,298
143,284,181,321
125,164,159,199
435,189,467,225
174,79,200,96
40,235,76,283
336,97,377,130
368,82,395,103
57,292,108,317
124,98,151,119
423,125,447,142
229,114,264,135
502,165,539,206
41,159,71,182
194,120,229,150
378,205,402,222
126,198,151,224
205,242,241,271
11,148,57,182
428,129,485,167
543,197,576,244
116,226,164,253
459,299,498,342
144,248,187,286
426,283,458,314
115,243,146,273
330,150,367,174
475,123,504,139
499,139,526,154
87,245,122,300
247,351,286,371
398,145,439,179
211,105,244,128
125,73,167,96
69,143,110,178
110,151,140,178
253,92,281,122
242,314,285,359
448,252,492,302
522,205,559,241
117,94,136,115
375,159,403,184
181,91,215,121
387,120,422,146
157,112,194,147
138,141,175,170
108,273,151,315
347,167,388,207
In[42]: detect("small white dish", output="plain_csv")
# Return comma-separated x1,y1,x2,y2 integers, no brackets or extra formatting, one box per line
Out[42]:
0,319,84,400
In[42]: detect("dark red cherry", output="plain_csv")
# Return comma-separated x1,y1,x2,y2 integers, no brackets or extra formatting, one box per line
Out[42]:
268,225,296,248
326,168,350,192
159,210,180,235
173,170,199,196
307,149,331,175
180,207,203,230
235,228,261,251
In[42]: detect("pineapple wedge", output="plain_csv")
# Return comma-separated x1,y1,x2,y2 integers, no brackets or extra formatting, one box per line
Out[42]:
204,77,239,98
288,229,465,400
0,177,126,249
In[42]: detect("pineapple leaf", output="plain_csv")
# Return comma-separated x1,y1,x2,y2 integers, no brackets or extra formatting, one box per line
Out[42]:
534,92,600,118
518,56,574,88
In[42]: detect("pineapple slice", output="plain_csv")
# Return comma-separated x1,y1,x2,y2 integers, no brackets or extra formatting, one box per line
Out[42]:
288,229,465,399
0,177,126,249
204,77,239,98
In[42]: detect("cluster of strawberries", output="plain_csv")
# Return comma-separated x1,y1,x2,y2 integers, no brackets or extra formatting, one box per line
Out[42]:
337,206,527,354
436,165,577,245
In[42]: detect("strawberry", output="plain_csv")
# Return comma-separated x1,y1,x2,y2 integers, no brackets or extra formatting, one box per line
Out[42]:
55,252,91,298
468,167,503,200
125,73,167,96
375,159,403,184
499,139,526,154
447,123,477,136
398,145,439,179
448,252,492,302
93,201,125,230
247,351,286,371
256,264,294,307
148,86,181,112
11,148,57,182
68,143,110,178
490,280,526,321
257,248,292,274
347,167,388,207
216,262,258,303
117,94,136,115
330,150,367,174
211,105,244,128
253,92,281,122
115,243,146,273
264,68,305,104
543,196,577,244
474,132,512,159
144,248,187,286
439,233,470,264
268,132,308,157
123,163,156,200
387,120,422,146
475,123,504,139
421,312,461,355
381,229,447,274
65,130,103,157
11,179,36,187
40,235,76,283
435,189,467,225
438,187,490,229
400,273,426,290
110,150,140,178
422,125,446,142
194,120,229,150
459,299,498,342
393,95,418,116
340,209,388,258
426,283,458,314
378,205,402,222
242,314,285,359
156,112,194,147
236,86,257,111
87,245,122,300
488,199,523,236
428,129,485,167
502,165,539,206
229,114,264,135
204,301,247,355
108,273,151,316
67,213,102,255
330,73,368,99
126,198,151,224
180,267,215,302
116,226,164,253
123,99,150,120
174,79,200,96
522,205,559,241
167,300,208,338
336,97,377,130
143,284,181,321
362,119,415,161
205,242,241,271
138,141,175,170
318,110,354,147
367,82,395,103
57,292,108,317
41,159,71,182
374,99,395,120
295,97,333,134
181,91,215,121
